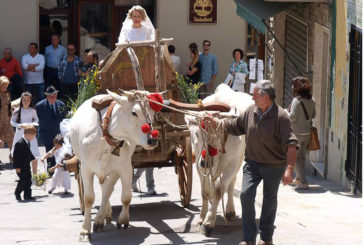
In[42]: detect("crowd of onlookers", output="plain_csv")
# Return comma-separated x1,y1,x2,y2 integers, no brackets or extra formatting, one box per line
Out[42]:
0,34,99,105
0,33,101,201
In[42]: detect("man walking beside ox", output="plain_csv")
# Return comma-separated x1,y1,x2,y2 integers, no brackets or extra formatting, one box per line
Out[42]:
204,80,298,245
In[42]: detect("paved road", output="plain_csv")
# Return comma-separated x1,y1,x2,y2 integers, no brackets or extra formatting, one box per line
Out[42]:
0,147,362,245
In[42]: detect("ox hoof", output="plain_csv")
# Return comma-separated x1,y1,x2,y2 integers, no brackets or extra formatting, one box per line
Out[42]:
79,232,91,242
106,217,112,224
116,222,129,230
225,212,236,221
201,225,213,237
93,222,104,233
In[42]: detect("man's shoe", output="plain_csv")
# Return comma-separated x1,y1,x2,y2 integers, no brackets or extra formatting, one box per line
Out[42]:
147,187,157,195
258,240,273,245
64,191,70,195
295,183,309,191
15,193,21,201
48,188,55,194
24,197,35,201
239,241,254,245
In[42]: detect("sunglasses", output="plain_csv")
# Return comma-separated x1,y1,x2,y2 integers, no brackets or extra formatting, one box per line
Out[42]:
68,48,75,51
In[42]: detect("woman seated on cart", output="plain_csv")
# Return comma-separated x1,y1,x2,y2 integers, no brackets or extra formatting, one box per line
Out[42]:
117,5,157,195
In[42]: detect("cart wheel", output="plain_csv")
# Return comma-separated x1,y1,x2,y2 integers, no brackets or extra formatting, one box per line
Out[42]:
176,137,193,207
76,169,85,215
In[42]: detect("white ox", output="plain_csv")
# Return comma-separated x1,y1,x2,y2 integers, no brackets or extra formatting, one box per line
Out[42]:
70,90,158,241
185,84,254,236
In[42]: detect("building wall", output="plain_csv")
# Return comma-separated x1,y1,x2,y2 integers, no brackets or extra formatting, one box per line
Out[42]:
157,0,246,90
327,0,362,186
0,0,38,62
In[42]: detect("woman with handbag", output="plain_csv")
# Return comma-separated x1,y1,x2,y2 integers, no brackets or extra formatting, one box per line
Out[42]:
288,76,316,190
227,48,249,92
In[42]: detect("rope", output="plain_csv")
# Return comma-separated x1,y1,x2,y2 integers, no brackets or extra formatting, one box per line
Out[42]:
156,111,189,129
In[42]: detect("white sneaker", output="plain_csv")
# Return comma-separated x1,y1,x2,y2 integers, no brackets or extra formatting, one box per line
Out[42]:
147,187,156,195
132,182,139,192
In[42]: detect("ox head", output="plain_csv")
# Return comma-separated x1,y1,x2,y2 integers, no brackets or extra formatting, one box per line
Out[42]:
107,90,159,150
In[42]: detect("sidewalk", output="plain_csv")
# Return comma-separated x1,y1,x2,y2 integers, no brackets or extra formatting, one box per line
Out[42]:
234,167,363,245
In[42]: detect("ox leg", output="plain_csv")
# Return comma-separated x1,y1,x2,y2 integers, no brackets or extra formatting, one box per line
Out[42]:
116,166,132,230
225,176,237,221
79,170,95,242
93,173,119,232
201,170,236,237
197,176,210,228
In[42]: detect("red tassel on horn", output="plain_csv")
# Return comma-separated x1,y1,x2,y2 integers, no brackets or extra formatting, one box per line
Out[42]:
147,93,163,112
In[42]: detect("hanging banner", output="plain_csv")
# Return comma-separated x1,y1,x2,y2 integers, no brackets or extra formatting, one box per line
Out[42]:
189,0,217,24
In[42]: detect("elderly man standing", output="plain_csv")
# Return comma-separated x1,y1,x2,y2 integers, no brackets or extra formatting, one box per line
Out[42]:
0,48,23,100
22,43,45,103
199,40,217,98
36,86,66,169
44,34,66,91
205,80,298,245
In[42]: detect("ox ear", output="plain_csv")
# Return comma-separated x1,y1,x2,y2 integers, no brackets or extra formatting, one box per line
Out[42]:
107,89,128,105
118,88,134,98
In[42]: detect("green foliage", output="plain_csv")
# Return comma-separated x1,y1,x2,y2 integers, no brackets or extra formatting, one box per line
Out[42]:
176,73,203,104
67,65,100,117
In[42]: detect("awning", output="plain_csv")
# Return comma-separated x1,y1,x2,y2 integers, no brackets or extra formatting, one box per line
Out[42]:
235,0,294,33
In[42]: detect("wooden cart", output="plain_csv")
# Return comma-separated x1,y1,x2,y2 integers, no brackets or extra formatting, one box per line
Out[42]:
71,31,193,214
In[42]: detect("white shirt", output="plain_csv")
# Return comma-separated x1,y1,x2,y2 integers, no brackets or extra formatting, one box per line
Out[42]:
118,26,153,44
21,53,45,84
170,55,181,73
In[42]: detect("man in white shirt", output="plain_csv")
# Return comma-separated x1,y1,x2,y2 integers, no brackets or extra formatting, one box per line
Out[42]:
22,43,45,103
168,45,181,73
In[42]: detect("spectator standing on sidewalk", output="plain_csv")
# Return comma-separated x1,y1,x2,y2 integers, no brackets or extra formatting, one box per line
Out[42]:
36,86,66,169
21,43,45,103
168,45,181,73
44,34,66,91
0,76,14,162
287,76,316,191
0,48,23,100
58,43,80,101
204,80,298,245
199,40,217,98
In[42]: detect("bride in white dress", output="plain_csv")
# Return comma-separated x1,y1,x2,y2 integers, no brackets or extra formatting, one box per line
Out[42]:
117,5,155,44
10,92,40,158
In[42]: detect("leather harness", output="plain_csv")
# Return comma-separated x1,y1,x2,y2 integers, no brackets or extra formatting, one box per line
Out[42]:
94,100,124,149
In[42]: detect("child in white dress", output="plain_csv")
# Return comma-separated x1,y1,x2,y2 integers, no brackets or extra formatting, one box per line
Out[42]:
10,91,40,159
42,134,71,195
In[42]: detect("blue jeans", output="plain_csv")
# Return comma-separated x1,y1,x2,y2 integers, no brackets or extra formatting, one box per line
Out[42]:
240,159,285,241
24,83,45,104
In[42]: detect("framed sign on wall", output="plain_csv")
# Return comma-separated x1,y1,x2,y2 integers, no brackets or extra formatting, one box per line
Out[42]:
189,0,217,24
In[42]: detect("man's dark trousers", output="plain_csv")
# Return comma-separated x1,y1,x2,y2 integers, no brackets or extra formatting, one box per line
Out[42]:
240,159,285,241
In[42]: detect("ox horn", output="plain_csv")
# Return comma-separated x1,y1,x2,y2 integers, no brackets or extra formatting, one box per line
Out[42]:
107,89,127,104
118,88,134,98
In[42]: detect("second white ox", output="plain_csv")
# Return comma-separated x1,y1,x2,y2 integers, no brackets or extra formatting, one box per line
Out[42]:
70,90,158,241
185,84,254,236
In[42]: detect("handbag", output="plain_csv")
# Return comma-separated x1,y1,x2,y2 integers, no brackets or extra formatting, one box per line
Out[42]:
299,100,320,151
232,72,246,92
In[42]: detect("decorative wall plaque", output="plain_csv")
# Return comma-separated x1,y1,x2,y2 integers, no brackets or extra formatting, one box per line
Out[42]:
189,0,217,24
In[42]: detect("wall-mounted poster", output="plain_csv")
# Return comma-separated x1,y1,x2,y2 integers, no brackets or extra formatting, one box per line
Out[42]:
189,0,217,24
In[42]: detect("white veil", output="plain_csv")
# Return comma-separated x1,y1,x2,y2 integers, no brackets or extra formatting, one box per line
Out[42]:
117,5,155,44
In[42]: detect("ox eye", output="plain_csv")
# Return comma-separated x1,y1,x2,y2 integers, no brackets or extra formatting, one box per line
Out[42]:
131,111,137,117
